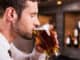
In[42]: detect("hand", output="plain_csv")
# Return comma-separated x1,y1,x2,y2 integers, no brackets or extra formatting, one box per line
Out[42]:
35,44,45,53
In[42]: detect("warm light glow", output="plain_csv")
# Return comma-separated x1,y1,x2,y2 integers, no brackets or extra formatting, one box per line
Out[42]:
57,0,62,5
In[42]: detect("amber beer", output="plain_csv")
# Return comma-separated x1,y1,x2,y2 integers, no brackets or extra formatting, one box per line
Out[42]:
33,24,60,56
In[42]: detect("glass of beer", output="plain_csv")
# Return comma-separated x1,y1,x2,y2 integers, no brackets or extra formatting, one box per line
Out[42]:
32,24,60,57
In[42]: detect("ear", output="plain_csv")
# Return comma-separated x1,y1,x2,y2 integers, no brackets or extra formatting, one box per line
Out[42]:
4,7,18,23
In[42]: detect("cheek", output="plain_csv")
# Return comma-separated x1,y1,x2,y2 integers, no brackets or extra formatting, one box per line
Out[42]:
20,20,33,33
25,17,34,29
26,21,33,32
18,14,34,33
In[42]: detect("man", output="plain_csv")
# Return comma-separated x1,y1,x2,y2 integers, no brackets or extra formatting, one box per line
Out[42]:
0,0,46,60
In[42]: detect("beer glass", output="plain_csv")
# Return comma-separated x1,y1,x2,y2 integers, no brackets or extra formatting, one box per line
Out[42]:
33,24,60,57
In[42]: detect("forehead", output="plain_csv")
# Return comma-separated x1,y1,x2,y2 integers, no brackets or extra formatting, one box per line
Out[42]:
25,1,38,13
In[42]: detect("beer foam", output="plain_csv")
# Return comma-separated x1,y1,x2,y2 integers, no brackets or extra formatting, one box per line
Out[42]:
35,24,49,30
35,24,50,36
42,24,50,36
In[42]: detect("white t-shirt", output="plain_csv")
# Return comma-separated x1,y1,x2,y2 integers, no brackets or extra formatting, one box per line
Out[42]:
0,33,46,60
0,33,13,60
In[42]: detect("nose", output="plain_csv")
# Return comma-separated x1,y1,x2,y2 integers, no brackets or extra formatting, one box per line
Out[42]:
34,17,40,27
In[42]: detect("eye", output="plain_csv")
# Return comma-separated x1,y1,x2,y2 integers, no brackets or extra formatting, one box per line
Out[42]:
31,15,35,18
31,13,38,18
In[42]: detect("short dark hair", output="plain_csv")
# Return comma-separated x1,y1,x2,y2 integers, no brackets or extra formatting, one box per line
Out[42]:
0,0,38,17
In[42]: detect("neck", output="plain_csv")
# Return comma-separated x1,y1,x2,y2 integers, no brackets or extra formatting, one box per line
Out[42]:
0,30,14,43
0,23,15,43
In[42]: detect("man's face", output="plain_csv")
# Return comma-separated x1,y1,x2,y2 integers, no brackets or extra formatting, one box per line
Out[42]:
13,1,40,40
